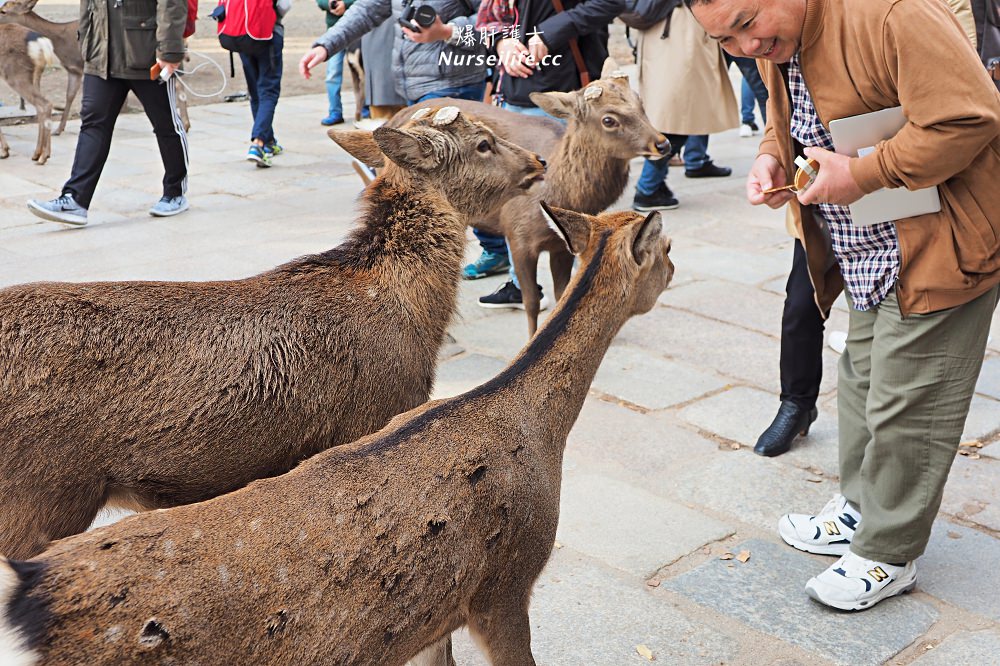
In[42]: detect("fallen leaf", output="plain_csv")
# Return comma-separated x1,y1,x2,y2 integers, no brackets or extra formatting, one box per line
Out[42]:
961,440,983,448
806,477,823,483
729,442,741,450
737,550,751,563
923,643,935,651
958,449,971,456
646,578,661,588
947,531,962,539
809,467,824,476
969,453,981,460
720,552,734,560
726,563,735,569
636,644,655,661
553,541,563,549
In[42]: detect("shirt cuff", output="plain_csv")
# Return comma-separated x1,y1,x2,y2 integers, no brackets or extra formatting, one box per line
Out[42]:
445,23,460,45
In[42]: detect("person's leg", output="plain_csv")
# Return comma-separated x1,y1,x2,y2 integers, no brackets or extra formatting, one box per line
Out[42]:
837,293,876,513
851,285,999,562
636,157,671,197
61,74,130,208
683,135,708,171
731,55,768,125
741,78,756,125
240,51,262,138
323,49,345,123
129,77,189,201
250,29,283,146
464,228,511,280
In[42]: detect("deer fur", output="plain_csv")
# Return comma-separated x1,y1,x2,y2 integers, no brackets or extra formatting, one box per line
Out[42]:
0,107,544,563
0,204,673,666
0,23,52,162
386,58,671,335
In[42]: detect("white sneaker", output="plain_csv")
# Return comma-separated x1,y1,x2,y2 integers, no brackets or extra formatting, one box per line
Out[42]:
806,552,917,611
739,123,754,138
778,494,861,556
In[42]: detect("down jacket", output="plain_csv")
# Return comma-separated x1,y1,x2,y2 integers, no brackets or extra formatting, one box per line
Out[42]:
313,0,486,102
79,0,187,80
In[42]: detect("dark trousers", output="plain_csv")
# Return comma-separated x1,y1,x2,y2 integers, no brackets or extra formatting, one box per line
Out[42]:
725,54,769,123
240,26,283,145
780,239,826,410
63,74,188,209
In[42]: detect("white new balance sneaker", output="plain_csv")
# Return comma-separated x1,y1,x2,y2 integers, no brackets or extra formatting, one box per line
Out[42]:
806,552,916,611
778,493,861,556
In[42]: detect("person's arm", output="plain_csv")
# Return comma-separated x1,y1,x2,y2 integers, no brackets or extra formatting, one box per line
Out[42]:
313,0,392,57
156,0,187,74
850,0,1000,194
532,0,624,52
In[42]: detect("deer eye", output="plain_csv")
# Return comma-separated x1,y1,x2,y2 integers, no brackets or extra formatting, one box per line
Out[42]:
602,116,619,128
477,139,492,153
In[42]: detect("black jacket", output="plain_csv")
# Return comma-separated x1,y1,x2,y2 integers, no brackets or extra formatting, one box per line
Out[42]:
501,0,624,107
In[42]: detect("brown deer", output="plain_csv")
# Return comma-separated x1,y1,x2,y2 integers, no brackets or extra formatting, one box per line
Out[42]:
0,23,52,162
0,204,673,666
385,58,671,335
0,107,543,562
0,0,82,136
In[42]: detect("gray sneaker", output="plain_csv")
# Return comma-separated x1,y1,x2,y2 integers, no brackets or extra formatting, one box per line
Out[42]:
149,195,189,217
27,193,88,227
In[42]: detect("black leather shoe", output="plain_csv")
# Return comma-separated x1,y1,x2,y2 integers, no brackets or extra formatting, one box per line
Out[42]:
684,160,732,178
754,401,818,457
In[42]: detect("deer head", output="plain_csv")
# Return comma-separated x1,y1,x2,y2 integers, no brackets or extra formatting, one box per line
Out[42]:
541,202,673,315
529,58,670,161
0,0,39,18
330,107,546,220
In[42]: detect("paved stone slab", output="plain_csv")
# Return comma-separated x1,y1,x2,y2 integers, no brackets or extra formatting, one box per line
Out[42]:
910,629,1000,665
557,473,734,578
962,394,1000,443
668,241,787,286
592,344,728,409
919,522,1000,622
617,306,777,389
432,353,507,400
976,357,1000,400
661,279,786,337
663,539,939,666
452,547,740,665
670,449,840,533
939,455,1000,534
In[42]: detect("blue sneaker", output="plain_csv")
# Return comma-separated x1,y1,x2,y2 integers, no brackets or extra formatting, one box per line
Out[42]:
27,193,88,227
320,115,344,126
263,141,284,157
149,195,189,217
462,250,511,280
247,143,271,168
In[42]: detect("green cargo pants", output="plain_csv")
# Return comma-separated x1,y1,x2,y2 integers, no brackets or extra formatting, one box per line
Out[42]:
839,284,999,563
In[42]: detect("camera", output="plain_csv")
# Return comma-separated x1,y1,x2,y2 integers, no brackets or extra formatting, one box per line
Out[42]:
398,0,437,30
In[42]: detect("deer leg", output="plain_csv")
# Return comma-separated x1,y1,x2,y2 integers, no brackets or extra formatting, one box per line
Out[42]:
509,242,542,336
549,248,575,302
468,598,536,666
55,71,83,136
0,480,106,560
0,127,9,159
7,76,52,164
407,636,455,666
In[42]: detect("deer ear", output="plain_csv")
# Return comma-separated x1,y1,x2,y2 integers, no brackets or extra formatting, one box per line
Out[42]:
600,57,621,79
540,202,592,256
630,211,663,265
328,129,385,168
528,91,578,119
372,127,437,170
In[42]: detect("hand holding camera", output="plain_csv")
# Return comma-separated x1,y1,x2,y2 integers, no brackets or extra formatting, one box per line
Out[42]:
398,0,452,42
330,0,346,16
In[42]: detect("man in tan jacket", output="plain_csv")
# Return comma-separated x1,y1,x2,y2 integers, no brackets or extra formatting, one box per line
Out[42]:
688,0,1000,611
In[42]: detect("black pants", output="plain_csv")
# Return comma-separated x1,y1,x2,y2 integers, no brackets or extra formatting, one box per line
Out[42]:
63,74,188,209
780,239,826,410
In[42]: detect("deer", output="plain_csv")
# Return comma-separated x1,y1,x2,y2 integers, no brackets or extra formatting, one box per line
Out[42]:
0,203,673,666
0,106,543,565
0,23,52,162
384,57,671,335
0,0,81,137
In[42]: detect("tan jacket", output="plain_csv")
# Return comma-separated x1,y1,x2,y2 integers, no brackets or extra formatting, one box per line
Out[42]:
637,5,738,134
759,0,1000,315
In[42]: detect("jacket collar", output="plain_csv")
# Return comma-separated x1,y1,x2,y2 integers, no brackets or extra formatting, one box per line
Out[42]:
800,0,826,54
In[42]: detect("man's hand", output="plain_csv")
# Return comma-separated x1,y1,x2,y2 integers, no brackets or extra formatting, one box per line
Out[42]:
402,16,453,43
299,45,328,79
747,153,795,208
527,34,548,65
329,0,346,15
796,146,865,207
157,58,179,78
497,37,533,77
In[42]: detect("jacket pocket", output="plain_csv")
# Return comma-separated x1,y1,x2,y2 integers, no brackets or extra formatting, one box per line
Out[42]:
943,177,1000,275
123,15,157,70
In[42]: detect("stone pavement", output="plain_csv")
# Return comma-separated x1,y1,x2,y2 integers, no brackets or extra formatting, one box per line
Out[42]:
1,91,999,666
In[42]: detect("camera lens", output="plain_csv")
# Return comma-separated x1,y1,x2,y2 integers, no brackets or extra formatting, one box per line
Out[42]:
414,4,437,27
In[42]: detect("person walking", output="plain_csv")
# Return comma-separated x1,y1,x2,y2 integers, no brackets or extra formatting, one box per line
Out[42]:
689,0,1000,611
27,0,189,226
316,0,356,126
241,0,289,168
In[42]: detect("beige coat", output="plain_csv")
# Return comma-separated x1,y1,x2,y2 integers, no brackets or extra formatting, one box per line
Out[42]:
636,5,738,135
945,0,977,45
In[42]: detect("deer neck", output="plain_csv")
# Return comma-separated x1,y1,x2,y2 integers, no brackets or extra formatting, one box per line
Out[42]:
19,12,80,65
498,232,628,444
543,126,630,215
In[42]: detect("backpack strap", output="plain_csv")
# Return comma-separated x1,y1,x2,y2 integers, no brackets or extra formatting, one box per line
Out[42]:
549,0,590,88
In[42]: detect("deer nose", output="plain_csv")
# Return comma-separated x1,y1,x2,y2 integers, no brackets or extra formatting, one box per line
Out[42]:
655,138,671,155
536,155,547,170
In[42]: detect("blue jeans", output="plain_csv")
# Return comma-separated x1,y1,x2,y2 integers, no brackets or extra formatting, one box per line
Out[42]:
409,81,486,105
637,156,670,197
325,49,345,120
726,54,768,125
240,26,283,145
683,135,709,171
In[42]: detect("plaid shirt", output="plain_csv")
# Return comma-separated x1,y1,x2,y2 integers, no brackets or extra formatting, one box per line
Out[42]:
788,56,899,311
